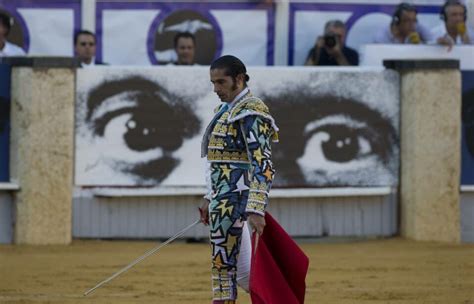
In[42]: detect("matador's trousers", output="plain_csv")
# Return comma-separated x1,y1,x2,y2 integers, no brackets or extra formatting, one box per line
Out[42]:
209,163,250,301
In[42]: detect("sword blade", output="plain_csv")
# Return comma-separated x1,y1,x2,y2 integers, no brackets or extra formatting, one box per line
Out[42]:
83,219,201,296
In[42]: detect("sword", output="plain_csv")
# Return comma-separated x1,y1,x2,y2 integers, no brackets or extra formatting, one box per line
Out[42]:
83,219,202,296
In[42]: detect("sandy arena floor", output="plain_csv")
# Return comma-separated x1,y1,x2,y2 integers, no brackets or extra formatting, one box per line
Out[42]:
0,238,473,304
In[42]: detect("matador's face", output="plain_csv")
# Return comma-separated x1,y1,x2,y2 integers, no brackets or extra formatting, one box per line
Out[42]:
210,68,244,103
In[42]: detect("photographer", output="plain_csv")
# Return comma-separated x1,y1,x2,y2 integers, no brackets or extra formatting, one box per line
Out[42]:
305,20,358,66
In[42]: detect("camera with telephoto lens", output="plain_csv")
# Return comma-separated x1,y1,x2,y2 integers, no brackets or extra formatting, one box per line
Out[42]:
323,33,337,48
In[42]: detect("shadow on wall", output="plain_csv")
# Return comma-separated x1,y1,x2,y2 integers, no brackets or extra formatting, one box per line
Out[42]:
463,87,474,157
0,97,9,134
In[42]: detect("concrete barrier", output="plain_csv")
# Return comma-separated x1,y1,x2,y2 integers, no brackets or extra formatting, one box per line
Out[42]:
385,60,461,243
4,57,78,244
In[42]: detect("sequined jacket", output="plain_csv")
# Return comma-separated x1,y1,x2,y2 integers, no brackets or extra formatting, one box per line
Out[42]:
201,91,279,215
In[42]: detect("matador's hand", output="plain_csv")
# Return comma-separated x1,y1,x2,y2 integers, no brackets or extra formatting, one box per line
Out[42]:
248,213,266,235
199,200,210,225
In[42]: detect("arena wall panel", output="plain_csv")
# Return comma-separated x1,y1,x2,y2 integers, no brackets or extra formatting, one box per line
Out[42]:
461,190,474,243
0,192,13,244
72,190,397,238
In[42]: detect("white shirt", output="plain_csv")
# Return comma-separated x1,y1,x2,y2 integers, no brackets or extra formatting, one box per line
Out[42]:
0,41,26,57
373,24,434,44
80,57,97,68
430,24,474,44
166,62,199,66
228,87,249,109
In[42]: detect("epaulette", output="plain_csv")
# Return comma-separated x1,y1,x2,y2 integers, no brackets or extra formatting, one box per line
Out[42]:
228,97,270,119
228,96,280,143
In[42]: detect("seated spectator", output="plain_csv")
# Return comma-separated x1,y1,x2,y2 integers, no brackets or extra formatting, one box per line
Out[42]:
373,3,433,44
170,32,196,65
305,20,359,66
0,12,26,57
432,0,473,47
74,30,107,67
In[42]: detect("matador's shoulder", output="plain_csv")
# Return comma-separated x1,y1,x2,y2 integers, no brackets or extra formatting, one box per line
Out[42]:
228,96,270,121
228,96,280,142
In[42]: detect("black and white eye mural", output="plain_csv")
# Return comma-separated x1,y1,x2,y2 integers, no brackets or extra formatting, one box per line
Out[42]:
75,68,399,187
75,68,208,186
251,69,399,187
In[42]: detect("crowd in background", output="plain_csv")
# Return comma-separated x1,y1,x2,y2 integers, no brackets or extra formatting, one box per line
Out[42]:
305,0,473,66
0,0,473,67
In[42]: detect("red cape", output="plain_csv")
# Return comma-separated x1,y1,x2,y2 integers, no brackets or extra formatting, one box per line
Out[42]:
249,212,310,304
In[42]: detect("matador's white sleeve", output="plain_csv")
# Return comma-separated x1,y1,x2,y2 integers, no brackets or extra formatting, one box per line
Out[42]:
204,161,212,201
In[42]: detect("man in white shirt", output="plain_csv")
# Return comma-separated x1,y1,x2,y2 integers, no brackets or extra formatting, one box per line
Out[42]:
373,3,434,44
0,12,26,57
170,32,197,65
431,0,473,48
74,30,106,67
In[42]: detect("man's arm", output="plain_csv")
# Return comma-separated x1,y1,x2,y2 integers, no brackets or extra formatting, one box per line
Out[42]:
241,115,275,234
437,34,455,51
305,37,324,66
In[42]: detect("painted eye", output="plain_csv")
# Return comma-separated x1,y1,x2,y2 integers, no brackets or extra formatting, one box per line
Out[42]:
81,77,200,183
267,94,399,187
312,125,371,163
301,115,375,165
297,114,397,185
92,94,188,153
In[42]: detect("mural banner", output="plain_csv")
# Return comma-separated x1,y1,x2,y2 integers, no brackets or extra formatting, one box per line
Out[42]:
0,0,80,56
75,67,399,188
96,1,274,66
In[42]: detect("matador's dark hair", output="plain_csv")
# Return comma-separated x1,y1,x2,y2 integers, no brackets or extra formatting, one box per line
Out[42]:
210,55,250,84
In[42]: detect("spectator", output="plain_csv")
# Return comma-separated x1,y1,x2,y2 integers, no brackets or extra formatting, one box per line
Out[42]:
74,30,106,67
373,3,433,44
170,32,196,65
305,20,358,66
0,12,26,57
432,0,473,47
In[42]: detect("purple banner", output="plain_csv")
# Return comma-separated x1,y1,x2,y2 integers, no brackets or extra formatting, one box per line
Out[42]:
96,1,274,66
0,0,80,56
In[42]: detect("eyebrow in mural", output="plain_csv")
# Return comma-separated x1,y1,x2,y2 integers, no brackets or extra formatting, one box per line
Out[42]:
266,94,399,187
85,76,200,182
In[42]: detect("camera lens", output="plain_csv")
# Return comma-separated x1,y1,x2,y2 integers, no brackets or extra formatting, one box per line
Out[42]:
324,34,337,48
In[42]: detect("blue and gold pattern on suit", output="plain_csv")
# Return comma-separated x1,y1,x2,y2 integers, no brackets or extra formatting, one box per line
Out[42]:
202,92,278,301
207,107,251,164
209,164,249,300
